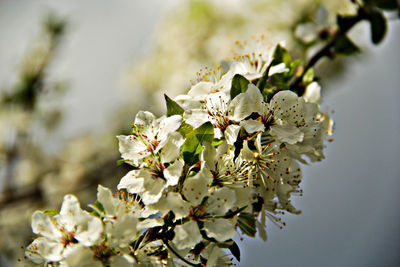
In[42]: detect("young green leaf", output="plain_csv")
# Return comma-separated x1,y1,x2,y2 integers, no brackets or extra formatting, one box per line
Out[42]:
92,200,105,214
302,68,315,84
177,121,194,138
237,212,257,237
181,122,214,165
364,0,399,10
337,14,359,32
117,159,128,166
164,94,184,117
228,241,241,262
333,35,361,56
256,63,272,92
211,138,224,147
367,8,387,44
230,74,250,100
43,209,59,215
271,44,291,67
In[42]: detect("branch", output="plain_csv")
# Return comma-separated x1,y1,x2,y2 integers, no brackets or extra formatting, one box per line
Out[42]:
164,240,202,267
290,5,368,95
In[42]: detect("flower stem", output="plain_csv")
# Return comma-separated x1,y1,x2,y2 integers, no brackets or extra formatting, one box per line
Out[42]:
290,5,367,95
164,240,201,267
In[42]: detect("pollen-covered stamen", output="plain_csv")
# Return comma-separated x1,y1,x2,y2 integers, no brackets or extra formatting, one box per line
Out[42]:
148,162,167,181
266,210,286,229
261,106,274,127
232,36,273,76
130,123,159,154
188,205,207,221
247,144,280,188
203,95,230,130
115,190,145,211
92,242,116,263
209,157,250,188
60,231,78,247
192,65,223,85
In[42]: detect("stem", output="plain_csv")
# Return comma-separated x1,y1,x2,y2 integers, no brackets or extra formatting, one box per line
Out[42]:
164,240,201,267
290,5,367,95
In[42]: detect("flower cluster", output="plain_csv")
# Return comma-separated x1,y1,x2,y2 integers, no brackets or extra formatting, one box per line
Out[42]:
25,42,332,266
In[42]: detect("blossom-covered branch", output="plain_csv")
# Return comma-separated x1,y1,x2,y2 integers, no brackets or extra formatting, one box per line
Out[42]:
23,0,398,266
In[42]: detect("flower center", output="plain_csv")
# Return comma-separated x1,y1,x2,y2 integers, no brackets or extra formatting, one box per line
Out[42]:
61,231,78,247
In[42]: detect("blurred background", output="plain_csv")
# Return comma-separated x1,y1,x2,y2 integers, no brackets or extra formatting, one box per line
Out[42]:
0,1,398,266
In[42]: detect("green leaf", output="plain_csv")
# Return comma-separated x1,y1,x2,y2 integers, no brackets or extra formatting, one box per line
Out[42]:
256,63,272,92
288,59,302,77
336,14,359,32
90,209,102,219
217,240,241,261
367,8,387,44
177,121,194,138
262,86,278,102
228,241,241,262
211,138,224,147
230,74,250,100
223,206,248,219
117,159,127,166
333,35,361,56
43,209,59,215
163,211,175,227
271,44,291,67
164,94,184,117
92,200,105,214
237,212,257,237
302,68,314,84
364,0,399,10
181,122,214,165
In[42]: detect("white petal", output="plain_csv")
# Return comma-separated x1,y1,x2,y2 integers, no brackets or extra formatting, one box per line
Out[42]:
97,185,116,216
270,124,304,144
201,142,218,170
157,115,182,144
229,84,263,121
161,132,183,163
241,141,255,161
204,219,236,242
295,22,318,44
164,160,184,187
277,183,301,214
141,178,165,205
172,221,202,250
31,211,61,240
188,81,214,97
58,195,85,232
28,237,63,263
149,192,190,220
183,109,209,128
62,245,100,267
134,111,156,128
117,135,149,162
182,169,209,205
240,119,265,133
74,215,103,246
106,214,138,248
209,187,236,215
117,170,145,194
269,62,289,75
303,82,321,104
224,124,241,145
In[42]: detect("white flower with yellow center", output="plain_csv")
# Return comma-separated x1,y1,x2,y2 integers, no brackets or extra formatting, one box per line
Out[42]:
184,84,264,145
117,111,182,166
25,195,102,264
118,160,184,205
